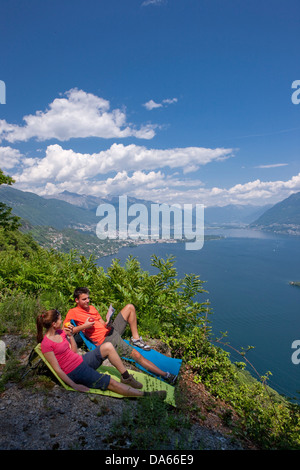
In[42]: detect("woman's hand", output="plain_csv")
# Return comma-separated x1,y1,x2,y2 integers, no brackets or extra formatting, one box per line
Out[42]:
63,322,74,336
73,383,90,392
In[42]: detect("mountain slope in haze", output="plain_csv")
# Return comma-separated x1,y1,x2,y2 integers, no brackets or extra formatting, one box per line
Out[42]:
44,190,154,212
43,190,108,211
45,191,271,226
250,191,300,235
204,204,272,226
2,185,294,239
0,186,98,231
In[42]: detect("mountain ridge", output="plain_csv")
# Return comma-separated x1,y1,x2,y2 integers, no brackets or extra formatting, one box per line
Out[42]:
0,186,98,231
2,186,300,238
250,191,300,235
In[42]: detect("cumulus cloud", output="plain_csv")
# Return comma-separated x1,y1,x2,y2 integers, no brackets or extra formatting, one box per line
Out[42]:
0,146,23,170
14,166,300,208
0,89,156,143
205,173,300,206
2,88,298,208
15,168,205,204
13,143,234,186
11,138,300,207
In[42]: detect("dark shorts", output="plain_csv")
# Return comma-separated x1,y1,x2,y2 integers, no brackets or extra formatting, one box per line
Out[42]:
67,346,110,390
102,312,134,358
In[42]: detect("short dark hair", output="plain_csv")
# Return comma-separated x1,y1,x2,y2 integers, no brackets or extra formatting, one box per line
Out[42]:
74,287,90,301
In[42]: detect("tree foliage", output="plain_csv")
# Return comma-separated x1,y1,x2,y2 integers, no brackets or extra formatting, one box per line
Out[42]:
0,223,299,449
0,169,21,231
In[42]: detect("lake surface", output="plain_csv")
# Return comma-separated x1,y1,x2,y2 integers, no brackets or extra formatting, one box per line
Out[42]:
97,229,300,401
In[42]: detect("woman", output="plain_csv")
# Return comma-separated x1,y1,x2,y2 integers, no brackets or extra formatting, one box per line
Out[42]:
36,309,166,399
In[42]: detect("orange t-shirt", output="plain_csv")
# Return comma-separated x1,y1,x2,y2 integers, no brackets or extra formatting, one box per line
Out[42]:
64,305,111,346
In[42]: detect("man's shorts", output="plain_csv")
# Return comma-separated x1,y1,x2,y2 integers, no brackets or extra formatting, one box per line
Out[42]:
102,312,134,358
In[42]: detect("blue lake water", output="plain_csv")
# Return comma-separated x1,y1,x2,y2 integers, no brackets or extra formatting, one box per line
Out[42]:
97,229,300,401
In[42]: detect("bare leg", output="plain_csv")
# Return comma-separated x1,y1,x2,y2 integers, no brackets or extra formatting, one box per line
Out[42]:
120,303,139,339
131,349,167,377
100,342,143,389
120,304,169,379
100,342,127,375
107,377,144,397
107,378,167,400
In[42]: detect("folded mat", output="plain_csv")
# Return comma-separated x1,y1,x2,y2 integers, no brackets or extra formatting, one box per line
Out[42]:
71,320,182,380
34,344,175,406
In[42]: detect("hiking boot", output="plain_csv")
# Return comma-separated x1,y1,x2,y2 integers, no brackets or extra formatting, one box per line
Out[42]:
121,374,143,389
164,372,177,385
130,336,151,351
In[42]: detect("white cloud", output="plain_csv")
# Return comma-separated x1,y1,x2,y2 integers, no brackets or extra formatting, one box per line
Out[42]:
143,100,163,110
0,89,156,143
11,139,300,207
141,0,166,6
143,97,178,110
162,98,178,105
0,146,23,170
254,163,288,169
100,172,300,207
205,173,300,206
2,89,298,209
13,143,233,186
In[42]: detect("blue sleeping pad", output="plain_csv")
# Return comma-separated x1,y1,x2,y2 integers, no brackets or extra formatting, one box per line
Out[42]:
70,320,182,380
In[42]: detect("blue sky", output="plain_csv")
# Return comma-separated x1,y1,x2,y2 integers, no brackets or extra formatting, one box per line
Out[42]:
0,0,299,207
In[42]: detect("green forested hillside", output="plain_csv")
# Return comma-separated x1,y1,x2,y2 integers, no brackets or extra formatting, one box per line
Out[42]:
0,224,299,449
0,186,98,230
19,220,134,258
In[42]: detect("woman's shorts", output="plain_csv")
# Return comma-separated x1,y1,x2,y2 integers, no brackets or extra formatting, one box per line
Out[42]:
102,312,134,358
67,346,110,390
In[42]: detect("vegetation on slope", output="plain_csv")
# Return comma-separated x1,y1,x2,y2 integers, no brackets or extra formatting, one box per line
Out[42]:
0,224,299,449
0,172,299,450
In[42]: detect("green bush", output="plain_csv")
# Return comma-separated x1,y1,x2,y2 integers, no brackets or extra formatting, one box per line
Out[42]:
0,226,299,449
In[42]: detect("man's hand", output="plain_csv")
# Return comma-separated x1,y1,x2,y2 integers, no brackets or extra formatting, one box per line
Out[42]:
83,318,95,329
106,304,115,325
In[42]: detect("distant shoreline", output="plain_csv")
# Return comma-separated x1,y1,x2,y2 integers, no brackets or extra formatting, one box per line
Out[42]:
97,234,223,259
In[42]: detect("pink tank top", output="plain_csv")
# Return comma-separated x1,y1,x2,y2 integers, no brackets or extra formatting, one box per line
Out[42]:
41,330,83,374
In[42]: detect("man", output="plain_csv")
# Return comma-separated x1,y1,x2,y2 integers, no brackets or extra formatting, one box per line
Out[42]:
64,287,177,384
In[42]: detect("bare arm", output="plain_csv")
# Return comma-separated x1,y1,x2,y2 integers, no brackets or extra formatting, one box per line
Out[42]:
63,325,78,353
68,319,95,335
43,350,89,392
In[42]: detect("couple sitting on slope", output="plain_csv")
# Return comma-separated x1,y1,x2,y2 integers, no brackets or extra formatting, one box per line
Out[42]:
37,287,177,399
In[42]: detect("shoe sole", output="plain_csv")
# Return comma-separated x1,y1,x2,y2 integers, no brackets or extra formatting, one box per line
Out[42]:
130,341,151,351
